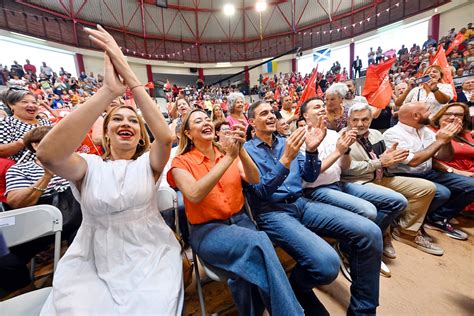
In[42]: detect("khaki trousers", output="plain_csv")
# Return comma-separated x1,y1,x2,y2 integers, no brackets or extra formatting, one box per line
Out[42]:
365,176,436,236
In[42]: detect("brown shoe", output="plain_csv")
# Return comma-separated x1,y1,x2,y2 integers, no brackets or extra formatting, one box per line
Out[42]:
383,229,396,259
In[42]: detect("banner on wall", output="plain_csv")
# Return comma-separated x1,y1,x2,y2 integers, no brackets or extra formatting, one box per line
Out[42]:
313,48,331,63
262,61,278,73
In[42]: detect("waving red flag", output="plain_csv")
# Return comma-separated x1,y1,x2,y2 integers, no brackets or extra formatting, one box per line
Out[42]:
294,65,318,115
445,32,465,56
362,58,396,109
431,46,457,101
145,81,155,89
274,86,281,103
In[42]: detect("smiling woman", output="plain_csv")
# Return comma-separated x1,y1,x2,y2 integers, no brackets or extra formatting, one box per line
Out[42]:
35,25,184,315
0,88,51,163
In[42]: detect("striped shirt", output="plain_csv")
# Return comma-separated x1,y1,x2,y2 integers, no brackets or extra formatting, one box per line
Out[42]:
5,161,69,198
0,116,51,163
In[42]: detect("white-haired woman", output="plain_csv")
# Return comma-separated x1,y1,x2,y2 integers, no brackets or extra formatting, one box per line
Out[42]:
225,92,249,130
325,83,348,132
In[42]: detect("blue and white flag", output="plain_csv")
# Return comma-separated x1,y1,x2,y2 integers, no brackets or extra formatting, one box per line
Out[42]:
313,48,331,63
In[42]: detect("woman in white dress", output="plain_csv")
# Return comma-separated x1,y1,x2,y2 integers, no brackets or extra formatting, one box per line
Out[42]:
38,25,183,315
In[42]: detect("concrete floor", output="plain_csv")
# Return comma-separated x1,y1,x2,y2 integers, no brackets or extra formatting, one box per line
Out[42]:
185,217,474,315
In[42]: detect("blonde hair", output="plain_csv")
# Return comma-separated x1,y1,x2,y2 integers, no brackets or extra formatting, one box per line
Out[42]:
423,65,444,82
176,109,221,156
102,105,150,160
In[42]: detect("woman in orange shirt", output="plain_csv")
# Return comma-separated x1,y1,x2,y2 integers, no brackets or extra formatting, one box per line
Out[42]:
168,109,303,316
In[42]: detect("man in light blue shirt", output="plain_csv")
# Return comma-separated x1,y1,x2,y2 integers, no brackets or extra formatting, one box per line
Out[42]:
244,100,382,316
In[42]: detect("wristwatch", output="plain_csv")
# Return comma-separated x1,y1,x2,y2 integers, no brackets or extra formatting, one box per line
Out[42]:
446,167,453,173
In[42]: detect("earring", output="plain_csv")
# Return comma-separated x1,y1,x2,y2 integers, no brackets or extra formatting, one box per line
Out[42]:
138,139,145,146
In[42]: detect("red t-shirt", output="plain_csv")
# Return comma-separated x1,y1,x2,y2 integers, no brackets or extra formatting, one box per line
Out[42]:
434,130,474,172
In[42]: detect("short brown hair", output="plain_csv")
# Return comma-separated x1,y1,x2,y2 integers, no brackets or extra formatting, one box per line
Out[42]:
430,102,469,130
23,126,53,153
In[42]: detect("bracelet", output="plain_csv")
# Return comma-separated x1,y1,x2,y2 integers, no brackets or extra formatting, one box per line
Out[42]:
431,87,439,93
129,84,143,90
32,186,46,192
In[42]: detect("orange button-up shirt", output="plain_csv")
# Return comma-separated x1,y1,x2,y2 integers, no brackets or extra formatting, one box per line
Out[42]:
167,147,244,224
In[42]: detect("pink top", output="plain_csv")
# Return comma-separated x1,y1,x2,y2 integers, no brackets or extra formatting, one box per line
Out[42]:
226,115,249,130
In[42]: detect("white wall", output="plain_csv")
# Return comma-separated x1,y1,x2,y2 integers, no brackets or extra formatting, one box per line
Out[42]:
439,1,474,36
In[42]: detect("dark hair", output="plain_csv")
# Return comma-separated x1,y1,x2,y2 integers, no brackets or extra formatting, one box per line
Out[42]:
246,124,255,141
299,96,323,118
214,120,230,133
296,117,306,126
247,100,267,119
274,111,283,120
23,126,53,153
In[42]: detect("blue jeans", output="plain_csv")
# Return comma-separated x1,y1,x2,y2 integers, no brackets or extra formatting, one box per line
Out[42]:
189,210,303,316
401,170,474,222
255,198,382,316
304,182,407,232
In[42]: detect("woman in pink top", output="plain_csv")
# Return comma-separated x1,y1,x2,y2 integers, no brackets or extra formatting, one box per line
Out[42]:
225,92,249,130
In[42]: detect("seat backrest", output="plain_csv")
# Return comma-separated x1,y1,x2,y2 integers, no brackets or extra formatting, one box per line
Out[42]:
0,205,63,248
0,287,52,316
156,186,177,213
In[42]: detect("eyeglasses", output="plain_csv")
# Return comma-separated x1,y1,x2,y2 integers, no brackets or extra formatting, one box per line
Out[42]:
442,112,464,118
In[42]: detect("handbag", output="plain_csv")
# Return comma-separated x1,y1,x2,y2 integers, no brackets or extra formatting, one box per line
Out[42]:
173,232,193,289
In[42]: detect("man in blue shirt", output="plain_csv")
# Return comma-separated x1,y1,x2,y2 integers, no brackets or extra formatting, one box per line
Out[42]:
244,100,382,316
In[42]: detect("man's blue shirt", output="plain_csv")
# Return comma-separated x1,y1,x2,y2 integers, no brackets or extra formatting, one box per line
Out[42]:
244,135,321,211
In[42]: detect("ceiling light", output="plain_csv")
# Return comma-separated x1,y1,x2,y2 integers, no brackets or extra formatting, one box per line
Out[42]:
223,4,235,16
256,1,267,12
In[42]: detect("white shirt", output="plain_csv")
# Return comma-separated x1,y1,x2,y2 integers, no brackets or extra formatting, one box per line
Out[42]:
403,83,454,115
302,130,341,188
383,122,436,174
343,95,368,110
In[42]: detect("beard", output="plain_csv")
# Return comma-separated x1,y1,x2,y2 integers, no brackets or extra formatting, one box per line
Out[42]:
418,117,431,125
345,90,355,99
357,128,369,136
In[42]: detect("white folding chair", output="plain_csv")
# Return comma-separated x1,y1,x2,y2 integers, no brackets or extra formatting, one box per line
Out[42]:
156,186,180,236
0,287,51,316
0,205,63,273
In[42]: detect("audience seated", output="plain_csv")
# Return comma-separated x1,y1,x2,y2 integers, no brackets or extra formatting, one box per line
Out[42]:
384,102,474,240
168,109,304,315
342,103,442,255
430,102,474,176
299,98,406,276
244,100,382,315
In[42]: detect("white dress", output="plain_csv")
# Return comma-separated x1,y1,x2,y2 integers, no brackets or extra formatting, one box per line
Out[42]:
40,153,183,315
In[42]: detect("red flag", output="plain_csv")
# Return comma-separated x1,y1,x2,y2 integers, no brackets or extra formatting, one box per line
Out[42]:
430,46,457,101
274,86,281,103
294,65,318,115
316,85,324,97
445,32,465,56
145,81,155,89
362,58,396,109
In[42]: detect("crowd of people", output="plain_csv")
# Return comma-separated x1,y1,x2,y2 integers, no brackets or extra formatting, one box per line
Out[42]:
0,21,472,316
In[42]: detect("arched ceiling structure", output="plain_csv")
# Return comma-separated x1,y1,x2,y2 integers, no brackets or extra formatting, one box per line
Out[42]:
0,0,450,63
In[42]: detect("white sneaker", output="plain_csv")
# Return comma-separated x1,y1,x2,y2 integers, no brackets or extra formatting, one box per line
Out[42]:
380,261,391,278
